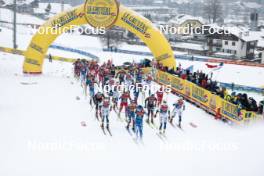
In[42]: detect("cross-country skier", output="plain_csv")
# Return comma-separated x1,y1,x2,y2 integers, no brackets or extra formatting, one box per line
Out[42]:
73,59,81,79
170,97,185,128
119,91,131,116
125,73,133,88
111,87,119,112
155,101,170,134
126,100,137,131
86,74,98,105
133,85,140,104
135,69,143,83
102,67,110,87
116,69,126,85
156,87,164,107
145,94,157,124
145,73,153,96
93,92,105,119
80,62,88,86
100,97,111,129
135,105,145,141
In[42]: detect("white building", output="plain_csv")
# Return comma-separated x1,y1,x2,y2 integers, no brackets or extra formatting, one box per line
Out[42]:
207,27,260,59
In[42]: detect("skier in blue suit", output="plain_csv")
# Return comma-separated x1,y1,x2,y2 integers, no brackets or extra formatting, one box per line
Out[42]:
135,105,145,141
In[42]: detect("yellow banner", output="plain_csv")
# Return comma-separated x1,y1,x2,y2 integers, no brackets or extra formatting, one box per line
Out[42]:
0,46,76,63
153,70,258,125
221,100,243,123
0,47,24,56
157,70,171,85
191,83,211,107
170,74,185,95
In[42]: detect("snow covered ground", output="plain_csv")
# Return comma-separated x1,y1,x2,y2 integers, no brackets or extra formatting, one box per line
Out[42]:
1,51,264,176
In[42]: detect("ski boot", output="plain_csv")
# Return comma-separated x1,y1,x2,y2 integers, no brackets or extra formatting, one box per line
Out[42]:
151,118,154,124
106,124,109,130
146,118,150,124
178,123,181,129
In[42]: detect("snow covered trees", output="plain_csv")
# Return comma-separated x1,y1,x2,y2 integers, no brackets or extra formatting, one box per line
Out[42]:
203,0,223,23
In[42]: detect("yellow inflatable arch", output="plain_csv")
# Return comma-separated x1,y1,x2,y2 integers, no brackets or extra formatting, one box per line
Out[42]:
23,0,176,74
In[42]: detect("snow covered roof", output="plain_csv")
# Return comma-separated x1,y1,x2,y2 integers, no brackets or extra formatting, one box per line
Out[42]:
169,14,205,25
170,0,191,4
234,1,263,9
129,6,171,10
33,7,46,14
3,0,34,5
241,2,262,9
37,3,72,14
229,28,264,42
207,25,263,42
153,0,164,4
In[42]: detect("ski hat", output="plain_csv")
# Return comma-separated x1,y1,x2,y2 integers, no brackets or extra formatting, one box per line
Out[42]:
179,96,184,100
97,92,104,97
136,105,144,111
131,100,136,104
104,96,110,100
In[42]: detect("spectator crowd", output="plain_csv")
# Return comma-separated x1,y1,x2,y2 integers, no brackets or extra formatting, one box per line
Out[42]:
153,61,264,115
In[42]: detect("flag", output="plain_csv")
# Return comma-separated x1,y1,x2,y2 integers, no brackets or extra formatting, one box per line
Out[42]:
206,63,224,71
206,63,218,69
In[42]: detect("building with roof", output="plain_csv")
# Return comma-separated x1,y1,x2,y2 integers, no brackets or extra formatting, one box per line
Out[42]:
207,27,260,60
168,14,205,36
